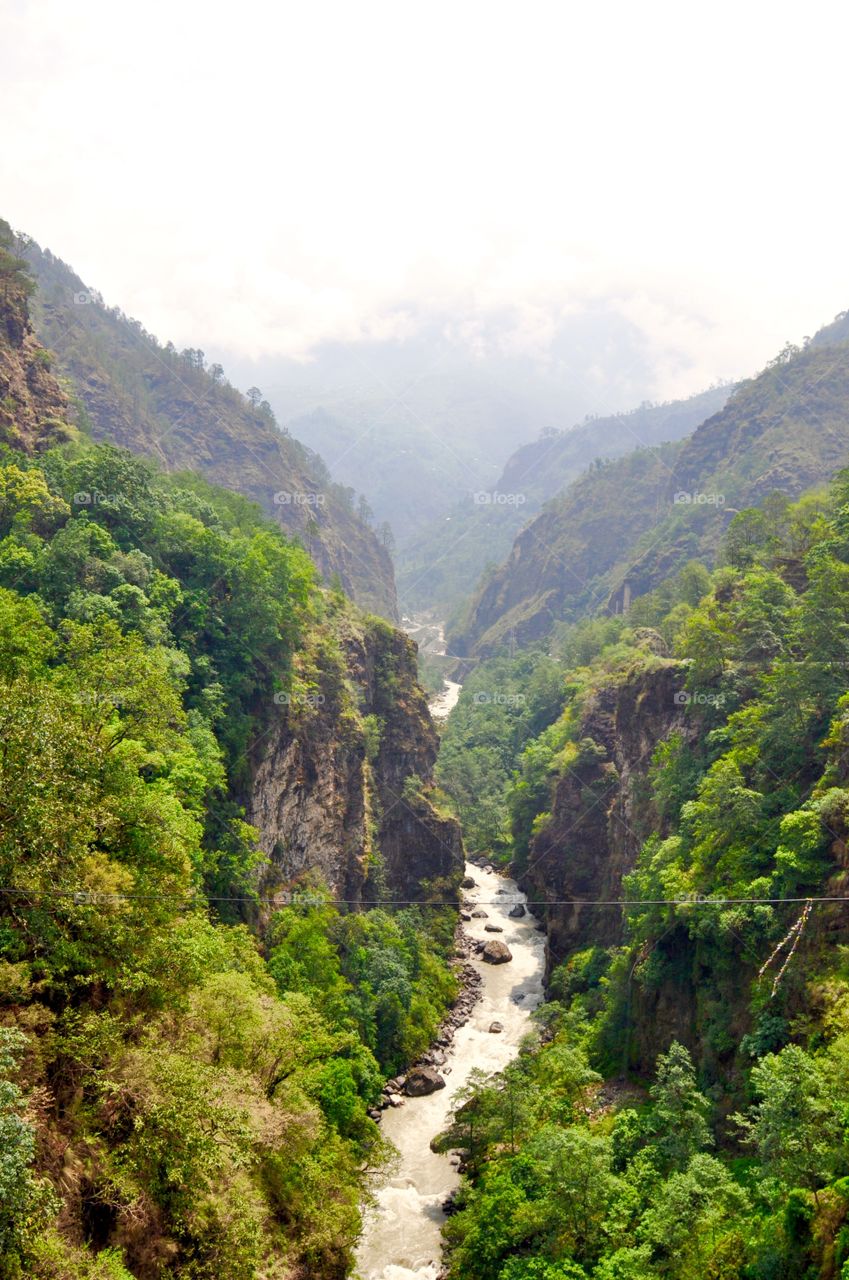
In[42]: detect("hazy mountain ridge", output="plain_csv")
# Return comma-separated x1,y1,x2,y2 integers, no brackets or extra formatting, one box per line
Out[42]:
397,384,732,618
452,313,849,657
23,237,399,618
222,307,686,544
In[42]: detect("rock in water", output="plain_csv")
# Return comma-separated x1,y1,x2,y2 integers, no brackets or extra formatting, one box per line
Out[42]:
471,909,488,918
508,903,526,918
482,940,512,964
484,923,504,933
461,875,477,888
405,1066,447,1096
489,1021,504,1033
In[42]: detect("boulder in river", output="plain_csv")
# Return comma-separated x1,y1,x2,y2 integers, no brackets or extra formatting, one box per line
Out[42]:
471,909,488,918
508,903,526,918
482,940,512,964
489,1021,504,1033
405,1066,447,1096
461,875,477,888
460,911,472,921
484,923,503,933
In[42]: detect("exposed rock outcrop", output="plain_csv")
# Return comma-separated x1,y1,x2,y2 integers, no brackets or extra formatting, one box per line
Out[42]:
248,615,464,904
0,223,73,453
519,660,693,969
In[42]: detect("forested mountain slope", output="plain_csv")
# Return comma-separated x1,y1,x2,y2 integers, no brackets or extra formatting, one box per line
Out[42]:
453,313,849,658
0,230,463,1279
21,235,398,619
397,385,732,618
434,478,849,1280
449,443,683,659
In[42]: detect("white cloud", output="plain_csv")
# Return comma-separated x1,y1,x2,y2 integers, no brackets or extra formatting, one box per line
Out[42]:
2,0,849,399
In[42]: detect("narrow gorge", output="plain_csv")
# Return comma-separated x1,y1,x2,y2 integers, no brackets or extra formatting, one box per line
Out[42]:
6,159,849,1280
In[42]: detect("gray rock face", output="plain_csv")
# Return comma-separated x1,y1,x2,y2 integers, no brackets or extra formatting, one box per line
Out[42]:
249,624,463,905
482,940,512,964
508,903,526,918
405,1066,447,1096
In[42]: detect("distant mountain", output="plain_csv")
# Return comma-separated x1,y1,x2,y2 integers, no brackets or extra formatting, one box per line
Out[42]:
396,385,732,619
219,308,678,543
451,313,849,659
23,238,398,619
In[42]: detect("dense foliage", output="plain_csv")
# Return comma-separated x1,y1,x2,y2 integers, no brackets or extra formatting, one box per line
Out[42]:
0,441,454,1279
437,477,849,1279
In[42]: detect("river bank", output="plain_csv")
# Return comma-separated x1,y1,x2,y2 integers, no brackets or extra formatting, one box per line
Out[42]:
354,862,546,1280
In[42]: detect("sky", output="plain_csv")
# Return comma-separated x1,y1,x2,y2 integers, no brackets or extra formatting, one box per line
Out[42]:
3,0,849,403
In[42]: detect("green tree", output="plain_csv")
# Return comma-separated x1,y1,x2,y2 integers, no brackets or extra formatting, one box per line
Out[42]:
648,1043,712,1173
734,1044,844,1203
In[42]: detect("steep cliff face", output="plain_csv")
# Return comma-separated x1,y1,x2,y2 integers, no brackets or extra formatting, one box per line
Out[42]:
519,660,692,968
0,224,74,453
248,614,463,904
23,237,398,619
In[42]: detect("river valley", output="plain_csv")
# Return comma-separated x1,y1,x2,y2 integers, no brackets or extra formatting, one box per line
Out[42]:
354,864,546,1280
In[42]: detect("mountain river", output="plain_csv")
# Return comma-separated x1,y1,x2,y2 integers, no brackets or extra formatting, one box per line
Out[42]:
354,863,546,1279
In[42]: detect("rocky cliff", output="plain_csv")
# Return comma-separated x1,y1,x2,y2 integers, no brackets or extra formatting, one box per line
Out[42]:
0,221,74,453
518,659,691,968
248,613,463,905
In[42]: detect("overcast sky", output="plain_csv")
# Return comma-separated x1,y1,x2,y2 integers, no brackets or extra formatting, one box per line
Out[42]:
3,0,848,402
